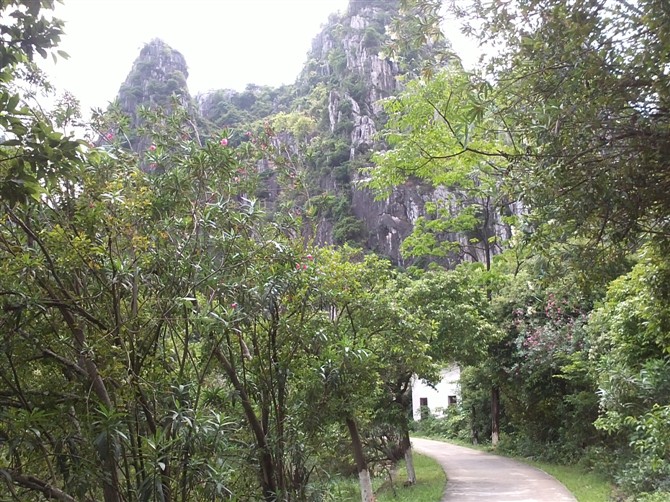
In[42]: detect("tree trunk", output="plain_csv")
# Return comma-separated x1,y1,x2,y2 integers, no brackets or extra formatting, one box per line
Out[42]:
345,417,375,502
470,404,479,445
483,201,499,449
491,386,500,447
56,307,121,502
6,471,78,502
401,431,416,485
213,347,277,501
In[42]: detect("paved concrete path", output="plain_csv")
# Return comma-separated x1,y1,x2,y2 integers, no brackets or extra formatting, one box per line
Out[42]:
411,437,577,501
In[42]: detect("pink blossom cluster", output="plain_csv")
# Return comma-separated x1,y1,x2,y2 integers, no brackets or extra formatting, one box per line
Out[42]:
523,330,542,349
295,254,314,271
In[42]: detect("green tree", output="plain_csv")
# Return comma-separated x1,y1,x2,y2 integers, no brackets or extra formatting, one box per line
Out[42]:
0,0,83,205
452,0,670,250
369,68,515,269
402,264,501,443
306,248,392,502
489,262,602,461
297,247,438,499
0,103,264,501
589,246,670,494
366,274,438,486
368,67,516,445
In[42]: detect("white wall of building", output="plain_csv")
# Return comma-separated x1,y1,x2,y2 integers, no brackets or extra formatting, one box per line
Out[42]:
411,366,460,420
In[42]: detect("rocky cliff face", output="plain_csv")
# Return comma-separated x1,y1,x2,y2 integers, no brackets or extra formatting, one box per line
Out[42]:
286,1,433,262
116,39,198,152
115,3,514,267
301,2,399,154
118,39,190,114
290,1,515,266
291,1,451,264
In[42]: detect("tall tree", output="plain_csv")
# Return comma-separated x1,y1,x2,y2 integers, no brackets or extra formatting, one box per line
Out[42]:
368,67,516,444
0,98,266,501
369,68,515,269
452,0,670,250
0,0,83,205
588,245,670,494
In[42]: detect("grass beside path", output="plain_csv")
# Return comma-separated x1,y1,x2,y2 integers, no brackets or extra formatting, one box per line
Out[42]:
329,453,446,501
519,459,611,502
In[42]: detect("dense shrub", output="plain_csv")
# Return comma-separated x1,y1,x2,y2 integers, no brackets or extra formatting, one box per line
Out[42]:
413,406,470,443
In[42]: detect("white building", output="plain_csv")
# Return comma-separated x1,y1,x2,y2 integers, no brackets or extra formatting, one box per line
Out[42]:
411,366,461,420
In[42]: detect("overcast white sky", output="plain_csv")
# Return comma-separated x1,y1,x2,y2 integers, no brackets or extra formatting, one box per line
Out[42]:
40,0,480,114
41,0,348,112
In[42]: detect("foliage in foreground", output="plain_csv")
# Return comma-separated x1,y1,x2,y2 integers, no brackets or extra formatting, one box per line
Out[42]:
1,110,438,501
1,12,438,497
3,0,670,500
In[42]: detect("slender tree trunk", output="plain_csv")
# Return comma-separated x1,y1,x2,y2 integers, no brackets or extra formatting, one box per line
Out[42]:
402,431,416,485
6,471,78,502
470,404,479,445
482,200,500,449
11,211,122,502
345,417,376,502
491,386,500,447
213,347,277,501
58,309,121,502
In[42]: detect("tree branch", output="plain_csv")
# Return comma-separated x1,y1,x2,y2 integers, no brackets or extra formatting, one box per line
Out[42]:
1,470,77,502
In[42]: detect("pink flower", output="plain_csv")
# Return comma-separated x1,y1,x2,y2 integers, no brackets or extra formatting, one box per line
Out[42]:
149,144,157,151
306,254,313,261
220,138,228,146
231,302,238,309
148,163,157,170
105,132,114,140
246,131,252,137
296,263,301,270
302,264,307,270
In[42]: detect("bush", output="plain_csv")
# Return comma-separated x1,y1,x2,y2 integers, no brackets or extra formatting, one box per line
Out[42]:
333,216,364,245
635,493,670,502
363,27,383,49
413,406,470,442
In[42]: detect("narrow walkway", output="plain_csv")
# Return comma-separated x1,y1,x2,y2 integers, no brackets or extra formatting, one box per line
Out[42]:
411,437,577,501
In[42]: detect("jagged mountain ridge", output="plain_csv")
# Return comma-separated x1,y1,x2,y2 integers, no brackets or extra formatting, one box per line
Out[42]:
115,1,513,267
118,39,191,120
